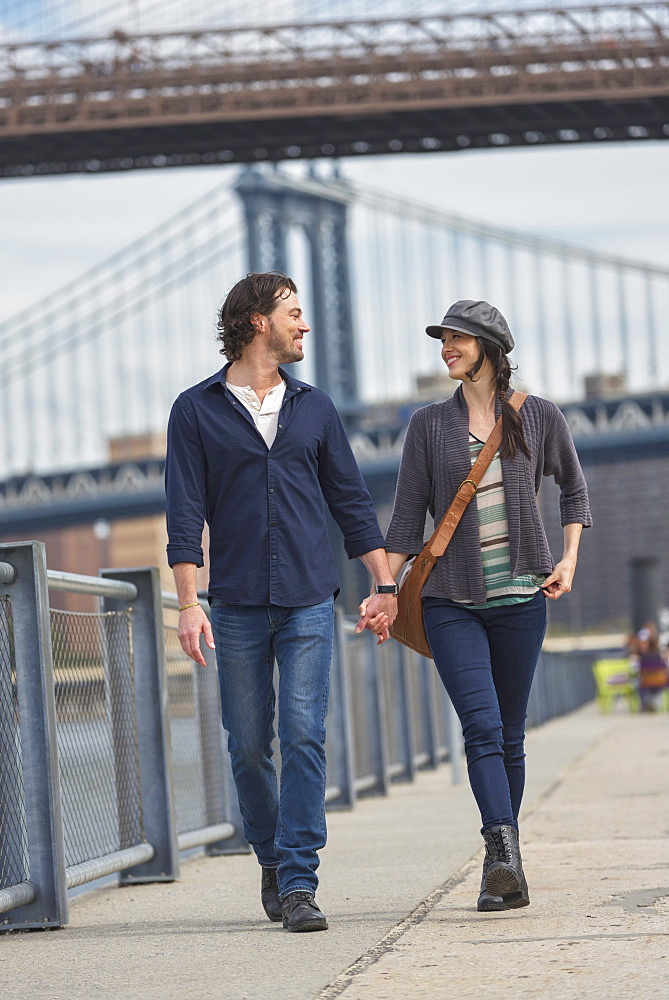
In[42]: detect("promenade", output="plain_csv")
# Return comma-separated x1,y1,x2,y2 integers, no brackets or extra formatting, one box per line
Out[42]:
2,705,667,1000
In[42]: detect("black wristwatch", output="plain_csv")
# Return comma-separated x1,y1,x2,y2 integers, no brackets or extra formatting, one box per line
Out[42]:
375,584,399,595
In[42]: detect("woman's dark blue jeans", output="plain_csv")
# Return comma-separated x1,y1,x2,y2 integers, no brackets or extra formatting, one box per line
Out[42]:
423,591,547,831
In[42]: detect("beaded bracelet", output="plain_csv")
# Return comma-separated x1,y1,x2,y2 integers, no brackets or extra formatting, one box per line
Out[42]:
178,602,200,612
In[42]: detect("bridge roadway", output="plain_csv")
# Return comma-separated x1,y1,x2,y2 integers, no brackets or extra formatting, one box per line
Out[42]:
1,4,668,178
2,705,666,1000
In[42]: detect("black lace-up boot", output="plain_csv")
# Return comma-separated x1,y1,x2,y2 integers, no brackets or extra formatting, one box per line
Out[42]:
477,844,506,911
281,891,328,932
482,824,530,909
261,866,282,922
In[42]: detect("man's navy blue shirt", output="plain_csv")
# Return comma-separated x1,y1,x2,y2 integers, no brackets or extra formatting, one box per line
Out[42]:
165,363,385,607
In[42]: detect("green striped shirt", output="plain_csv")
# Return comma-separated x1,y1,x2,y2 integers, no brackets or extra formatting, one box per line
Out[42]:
456,435,546,609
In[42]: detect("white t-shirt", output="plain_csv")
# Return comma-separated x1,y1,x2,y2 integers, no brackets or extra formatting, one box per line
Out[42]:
225,378,287,448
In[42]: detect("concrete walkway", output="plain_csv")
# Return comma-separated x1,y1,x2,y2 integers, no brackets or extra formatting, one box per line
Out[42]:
1,705,667,1000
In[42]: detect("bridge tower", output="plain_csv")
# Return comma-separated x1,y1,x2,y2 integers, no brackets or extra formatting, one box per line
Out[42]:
236,167,358,414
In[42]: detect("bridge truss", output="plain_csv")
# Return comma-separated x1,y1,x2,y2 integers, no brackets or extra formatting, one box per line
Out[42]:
1,3,668,177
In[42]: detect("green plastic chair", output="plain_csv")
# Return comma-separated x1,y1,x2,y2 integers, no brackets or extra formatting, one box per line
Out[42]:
592,658,639,713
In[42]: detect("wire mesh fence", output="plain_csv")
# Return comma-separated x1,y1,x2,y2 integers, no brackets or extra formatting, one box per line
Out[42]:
0,596,29,891
0,540,602,931
50,608,143,868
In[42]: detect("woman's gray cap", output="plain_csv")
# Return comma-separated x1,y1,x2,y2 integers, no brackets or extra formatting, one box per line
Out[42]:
426,299,515,353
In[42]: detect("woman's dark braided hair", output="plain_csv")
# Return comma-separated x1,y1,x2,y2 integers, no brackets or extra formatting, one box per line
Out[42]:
465,338,530,460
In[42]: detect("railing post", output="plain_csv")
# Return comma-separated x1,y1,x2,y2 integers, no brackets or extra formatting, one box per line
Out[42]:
363,629,389,796
0,626,26,893
418,654,441,769
100,567,179,882
326,610,357,808
0,541,68,929
394,644,416,782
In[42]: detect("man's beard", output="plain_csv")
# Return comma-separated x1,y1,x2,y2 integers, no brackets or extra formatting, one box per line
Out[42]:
267,319,303,363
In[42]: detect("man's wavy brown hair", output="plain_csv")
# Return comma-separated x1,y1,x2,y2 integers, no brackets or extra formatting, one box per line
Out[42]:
216,271,297,361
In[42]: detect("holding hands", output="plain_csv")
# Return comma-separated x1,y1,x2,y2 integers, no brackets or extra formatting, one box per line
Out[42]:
354,551,408,644
355,592,397,644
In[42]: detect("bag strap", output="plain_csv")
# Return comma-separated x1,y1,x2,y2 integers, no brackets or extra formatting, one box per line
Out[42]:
427,390,527,559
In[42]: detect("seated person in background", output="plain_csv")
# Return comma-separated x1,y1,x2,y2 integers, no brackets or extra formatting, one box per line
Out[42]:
631,622,669,712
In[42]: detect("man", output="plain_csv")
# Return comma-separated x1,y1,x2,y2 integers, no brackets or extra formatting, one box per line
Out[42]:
165,271,397,933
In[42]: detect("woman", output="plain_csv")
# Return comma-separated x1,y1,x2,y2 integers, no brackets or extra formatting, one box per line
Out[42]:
377,299,591,911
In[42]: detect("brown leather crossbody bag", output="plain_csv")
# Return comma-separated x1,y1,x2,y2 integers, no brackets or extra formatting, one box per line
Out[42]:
389,391,527,658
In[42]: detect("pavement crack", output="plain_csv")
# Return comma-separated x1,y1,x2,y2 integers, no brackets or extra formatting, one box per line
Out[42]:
314,859,478,1000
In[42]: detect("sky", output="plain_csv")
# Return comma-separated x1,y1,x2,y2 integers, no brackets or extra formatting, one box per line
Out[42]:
1,0,622,41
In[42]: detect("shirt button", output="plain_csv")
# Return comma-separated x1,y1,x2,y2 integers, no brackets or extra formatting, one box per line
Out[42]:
272,555,277,560
269,488,275,493
278,424,282,428
270,522,276,527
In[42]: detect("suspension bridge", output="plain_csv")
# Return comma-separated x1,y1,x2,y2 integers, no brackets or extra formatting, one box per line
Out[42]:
0,161,668,632
1,163,668,486
1,3,668,178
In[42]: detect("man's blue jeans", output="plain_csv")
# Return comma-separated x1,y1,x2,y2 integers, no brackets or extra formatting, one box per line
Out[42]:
423,591,547,831
209,597,334,898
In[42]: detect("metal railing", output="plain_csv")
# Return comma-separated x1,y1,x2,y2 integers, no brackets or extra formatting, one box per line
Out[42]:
330,620,462,800
0,540,596,930
527,649,597,729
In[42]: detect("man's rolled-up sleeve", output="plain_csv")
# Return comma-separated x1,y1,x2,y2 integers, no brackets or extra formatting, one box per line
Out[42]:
317,402,385,558
165,395,207,567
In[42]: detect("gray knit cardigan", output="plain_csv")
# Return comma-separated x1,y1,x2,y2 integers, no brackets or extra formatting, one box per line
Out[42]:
384,386,592,604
